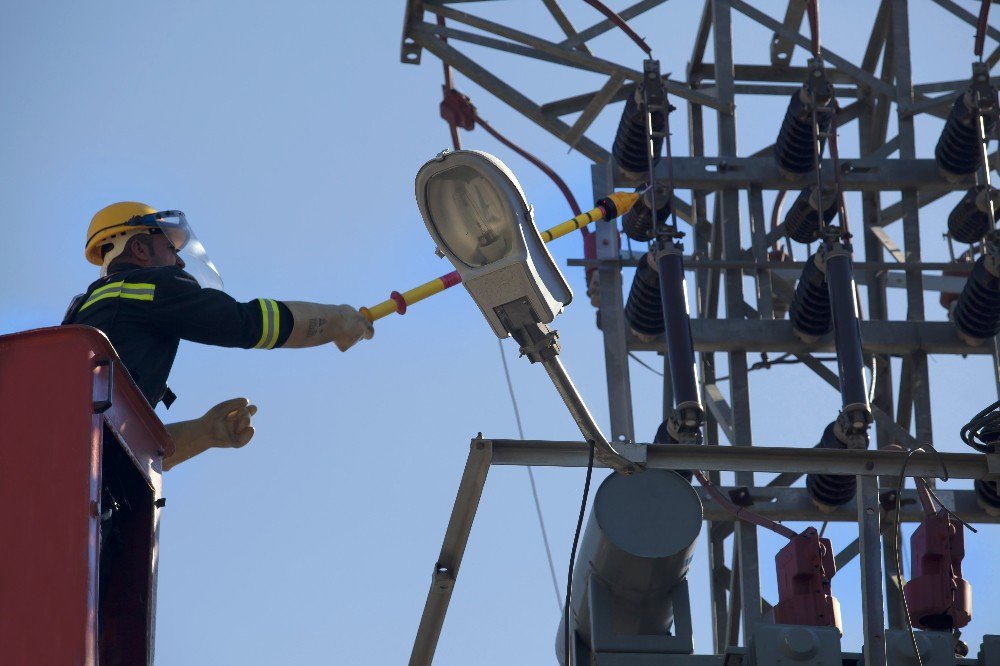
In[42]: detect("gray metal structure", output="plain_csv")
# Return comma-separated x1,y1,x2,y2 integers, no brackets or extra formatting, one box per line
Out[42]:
400,1,1000,663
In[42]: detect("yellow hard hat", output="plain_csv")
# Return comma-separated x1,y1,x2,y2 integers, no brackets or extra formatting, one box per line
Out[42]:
85,201,158,266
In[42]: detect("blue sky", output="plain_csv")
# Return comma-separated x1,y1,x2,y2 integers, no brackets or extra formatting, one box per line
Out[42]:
2,1,998,663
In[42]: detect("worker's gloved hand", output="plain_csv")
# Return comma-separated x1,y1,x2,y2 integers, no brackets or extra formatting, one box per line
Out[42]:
330,304,375,352
201,397,258,448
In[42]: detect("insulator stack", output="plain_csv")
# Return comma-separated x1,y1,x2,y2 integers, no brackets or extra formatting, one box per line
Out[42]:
783,186,838,243
806,421,868,511
774,88,834,176
789,253,833,343
612,90,667,180
625,253,664,338
935,92,997,179
622,185,672,242
948,186,1000,243
953,254,1000,345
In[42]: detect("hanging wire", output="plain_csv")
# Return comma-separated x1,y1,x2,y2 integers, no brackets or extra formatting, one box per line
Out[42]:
498,339,563,613
628,351,664,376
579,0,652,56
565,441,595,665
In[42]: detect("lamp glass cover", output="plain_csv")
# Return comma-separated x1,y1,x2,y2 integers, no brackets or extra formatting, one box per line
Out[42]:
424,164,517,268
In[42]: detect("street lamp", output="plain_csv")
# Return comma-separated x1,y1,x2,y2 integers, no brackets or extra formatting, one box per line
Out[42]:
415,150,636,474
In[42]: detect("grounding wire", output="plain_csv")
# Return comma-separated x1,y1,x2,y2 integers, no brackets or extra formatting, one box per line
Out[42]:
565,441,595,665
497,339,563,613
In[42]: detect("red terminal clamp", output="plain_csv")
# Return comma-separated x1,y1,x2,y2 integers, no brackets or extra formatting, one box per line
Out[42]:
773,527,842,632
904,509,972,631
440,88,476,132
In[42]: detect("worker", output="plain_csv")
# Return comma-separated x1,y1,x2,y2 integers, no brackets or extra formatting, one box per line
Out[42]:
63,201,374,470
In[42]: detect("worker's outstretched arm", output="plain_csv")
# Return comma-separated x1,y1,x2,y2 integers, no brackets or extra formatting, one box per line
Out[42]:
281,301,374,351
164,398,257,471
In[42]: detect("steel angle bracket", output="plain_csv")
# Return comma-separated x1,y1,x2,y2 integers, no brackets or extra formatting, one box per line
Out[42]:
409,436,492,666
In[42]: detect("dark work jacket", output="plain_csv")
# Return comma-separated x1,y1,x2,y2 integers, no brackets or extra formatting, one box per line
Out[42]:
63,263,292,407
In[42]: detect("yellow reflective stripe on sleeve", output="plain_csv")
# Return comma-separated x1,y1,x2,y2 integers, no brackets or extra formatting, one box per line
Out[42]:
254,299,281,349
265,300,280,349
254,298,271,349
78,282,156,313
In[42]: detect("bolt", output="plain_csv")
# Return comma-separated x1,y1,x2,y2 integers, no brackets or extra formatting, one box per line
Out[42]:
867,507,875,515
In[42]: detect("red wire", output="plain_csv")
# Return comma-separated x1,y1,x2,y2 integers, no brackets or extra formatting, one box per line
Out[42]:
806,0,821,58
693,471,798,540
579,0,651,56
976,0,991,58
473,112,584,220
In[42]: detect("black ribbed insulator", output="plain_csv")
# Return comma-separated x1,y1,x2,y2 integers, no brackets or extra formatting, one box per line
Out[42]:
783,186,838,243
935,93,997,178
622,185,671,242
948,186,1000,243
625,253,664,337
975,479,1000,513
612,92,667,178
954,255,1000,343
789,253,833,340
806,422,868,509
774,90,832,176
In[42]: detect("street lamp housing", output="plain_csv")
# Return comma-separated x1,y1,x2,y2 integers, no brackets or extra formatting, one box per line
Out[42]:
415,150,572,338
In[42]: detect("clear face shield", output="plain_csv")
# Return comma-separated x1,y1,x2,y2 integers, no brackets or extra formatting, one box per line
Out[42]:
133,210,224,290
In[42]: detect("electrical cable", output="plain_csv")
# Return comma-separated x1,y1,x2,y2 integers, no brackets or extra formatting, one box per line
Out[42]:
693,470,798,539
960,398,1000,453
713,352,837,382
564,441,595,666
579,0,652,56
474,112,583,219
976,0,992,59
497,339,564,613
628,351,664,376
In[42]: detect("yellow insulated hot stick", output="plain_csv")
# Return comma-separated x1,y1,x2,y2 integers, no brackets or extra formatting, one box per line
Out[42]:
360,191,639,324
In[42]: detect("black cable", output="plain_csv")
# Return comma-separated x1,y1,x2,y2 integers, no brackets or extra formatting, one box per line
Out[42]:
895,446,927,666
628,351,664,376
563,441,595,666
714,353,837,382
960,398,1000,453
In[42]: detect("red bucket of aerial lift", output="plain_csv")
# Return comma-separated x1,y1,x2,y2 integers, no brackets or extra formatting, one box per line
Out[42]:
773,527,842,632
903,510,972,631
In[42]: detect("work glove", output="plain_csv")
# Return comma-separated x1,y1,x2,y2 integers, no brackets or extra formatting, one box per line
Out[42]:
330,304,375,352
202,397,258,448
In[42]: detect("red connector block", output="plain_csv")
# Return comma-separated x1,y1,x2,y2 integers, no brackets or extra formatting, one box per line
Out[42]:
773,527,842,633
904,509,972,631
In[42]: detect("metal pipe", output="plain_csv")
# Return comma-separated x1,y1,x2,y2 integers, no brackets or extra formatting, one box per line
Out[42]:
656,243,704,428
540,356,638,473
825,243,871,429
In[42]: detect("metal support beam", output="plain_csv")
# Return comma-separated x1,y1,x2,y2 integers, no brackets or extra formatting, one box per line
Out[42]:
593,162,635,445
410,439,493,666
486,439,993,479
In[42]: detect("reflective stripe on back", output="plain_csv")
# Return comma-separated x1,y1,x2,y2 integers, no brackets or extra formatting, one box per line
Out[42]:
78,281,156,313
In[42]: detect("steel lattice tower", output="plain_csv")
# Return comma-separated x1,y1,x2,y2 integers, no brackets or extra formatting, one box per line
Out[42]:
399,1,1000,663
